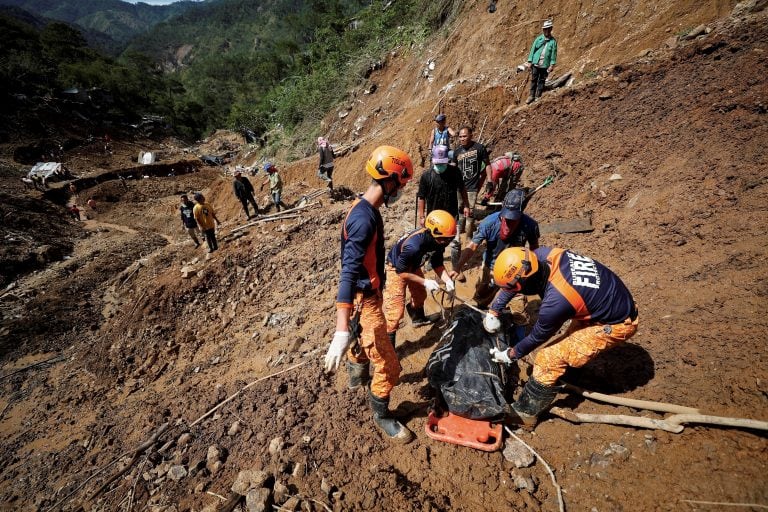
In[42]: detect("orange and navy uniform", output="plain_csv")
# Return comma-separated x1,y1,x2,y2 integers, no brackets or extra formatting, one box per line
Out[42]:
336,198,385,307
386,228,445,273
491,247,636,358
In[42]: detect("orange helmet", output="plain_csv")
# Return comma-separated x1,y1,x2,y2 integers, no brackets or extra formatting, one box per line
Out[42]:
493,247,539,290
425,210,457,239
365,145,413,188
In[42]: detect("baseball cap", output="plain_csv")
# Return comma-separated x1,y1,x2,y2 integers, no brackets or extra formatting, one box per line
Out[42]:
500,189,525,220
435,114,446,122
263,162,274,172
432,145,450,164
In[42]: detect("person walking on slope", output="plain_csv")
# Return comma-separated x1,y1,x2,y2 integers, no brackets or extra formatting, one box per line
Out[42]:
193,192,221,253
526,19,558,104
455,189,539,308
452,126,491,279
179,194,201,248
484,246,638,427
263,163,288,212
428,114,455,154
383,210,458,348
481,152,524,205
317,137,335,190
324,145,415,443
233,171,260,219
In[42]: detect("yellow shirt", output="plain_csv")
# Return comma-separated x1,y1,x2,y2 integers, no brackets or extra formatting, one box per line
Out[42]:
193,202,217,230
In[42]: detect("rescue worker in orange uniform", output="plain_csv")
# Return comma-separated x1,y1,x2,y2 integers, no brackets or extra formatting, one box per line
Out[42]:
383,210,458,348
324,145,415,443
485,247,639,427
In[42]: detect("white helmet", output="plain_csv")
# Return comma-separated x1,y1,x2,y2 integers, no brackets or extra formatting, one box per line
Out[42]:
542,20,553,29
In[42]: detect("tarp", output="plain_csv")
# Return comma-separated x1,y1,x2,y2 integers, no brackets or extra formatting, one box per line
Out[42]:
139,151,156,165
28,162,62,179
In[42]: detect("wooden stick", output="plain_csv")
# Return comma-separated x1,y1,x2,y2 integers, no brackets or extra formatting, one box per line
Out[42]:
666,414,768,432
189,361,308,428
550,407,684,433
504,427,565,512
562,383,700,415
0,355,66,381
230,202,317,233
46,422,169,511
680,499,768,509
254,214,301,223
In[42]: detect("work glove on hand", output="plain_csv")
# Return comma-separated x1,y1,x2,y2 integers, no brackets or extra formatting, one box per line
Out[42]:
323,331,351,373
423,279,441,293
443,277,455,293
490,347,515,365
483,312,501,333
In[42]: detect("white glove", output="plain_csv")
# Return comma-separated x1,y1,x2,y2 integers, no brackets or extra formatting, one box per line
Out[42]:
490,347,514,365
324,331,351,373
483,312,501,333
443,277,455,293
423,279,440,293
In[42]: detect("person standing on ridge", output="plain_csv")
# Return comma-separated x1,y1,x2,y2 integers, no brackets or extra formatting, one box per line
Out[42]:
383,210,458,348
485,247,638,427
317,137,335,190
233,171,260,219
428,114,455,154
179,194,201,248
526,19,558,104
264,163,287,212
193,192,221,253
323,145,415,444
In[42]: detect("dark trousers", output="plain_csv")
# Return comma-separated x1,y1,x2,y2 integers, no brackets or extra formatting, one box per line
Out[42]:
530,66,549,100
239,195,259,218
203,228,218,252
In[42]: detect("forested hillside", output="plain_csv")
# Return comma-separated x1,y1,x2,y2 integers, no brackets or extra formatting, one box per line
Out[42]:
0,0,199,52
127,0,462,144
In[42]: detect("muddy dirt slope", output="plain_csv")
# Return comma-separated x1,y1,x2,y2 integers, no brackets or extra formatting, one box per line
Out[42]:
1,2,767,512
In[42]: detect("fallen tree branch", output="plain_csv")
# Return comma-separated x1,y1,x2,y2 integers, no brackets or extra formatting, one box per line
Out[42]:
254,213,301,223
0,355,67,381
665,413,768,432
680,499,768,509
46,422,169,511
189,361,308,428
504,427,564,512
550,407,684,433
230,202,318,233
562,382,700,414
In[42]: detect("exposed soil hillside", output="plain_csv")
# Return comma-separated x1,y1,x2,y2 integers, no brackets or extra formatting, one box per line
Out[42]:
1,2,767,512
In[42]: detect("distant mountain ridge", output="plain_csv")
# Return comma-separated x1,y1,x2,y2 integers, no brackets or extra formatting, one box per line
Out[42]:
0,0,205,52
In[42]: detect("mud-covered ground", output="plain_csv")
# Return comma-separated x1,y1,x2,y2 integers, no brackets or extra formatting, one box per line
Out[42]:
1,2,767,512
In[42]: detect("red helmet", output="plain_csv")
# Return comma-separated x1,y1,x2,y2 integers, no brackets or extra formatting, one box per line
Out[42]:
365,145,413,188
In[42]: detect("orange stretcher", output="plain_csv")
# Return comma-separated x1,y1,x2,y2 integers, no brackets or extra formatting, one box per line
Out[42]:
425,410,504,452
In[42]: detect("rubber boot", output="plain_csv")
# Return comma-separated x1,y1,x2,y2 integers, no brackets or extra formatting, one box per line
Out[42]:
346,361,370,390
388,331,396,349
368,390,414,443
508,377,558,427
406,304,434,328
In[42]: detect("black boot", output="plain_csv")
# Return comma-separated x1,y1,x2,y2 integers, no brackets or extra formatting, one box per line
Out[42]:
508,377,558,427
406,304,435,328
346,361,370,390
388,331,396,349
368,390,414,443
